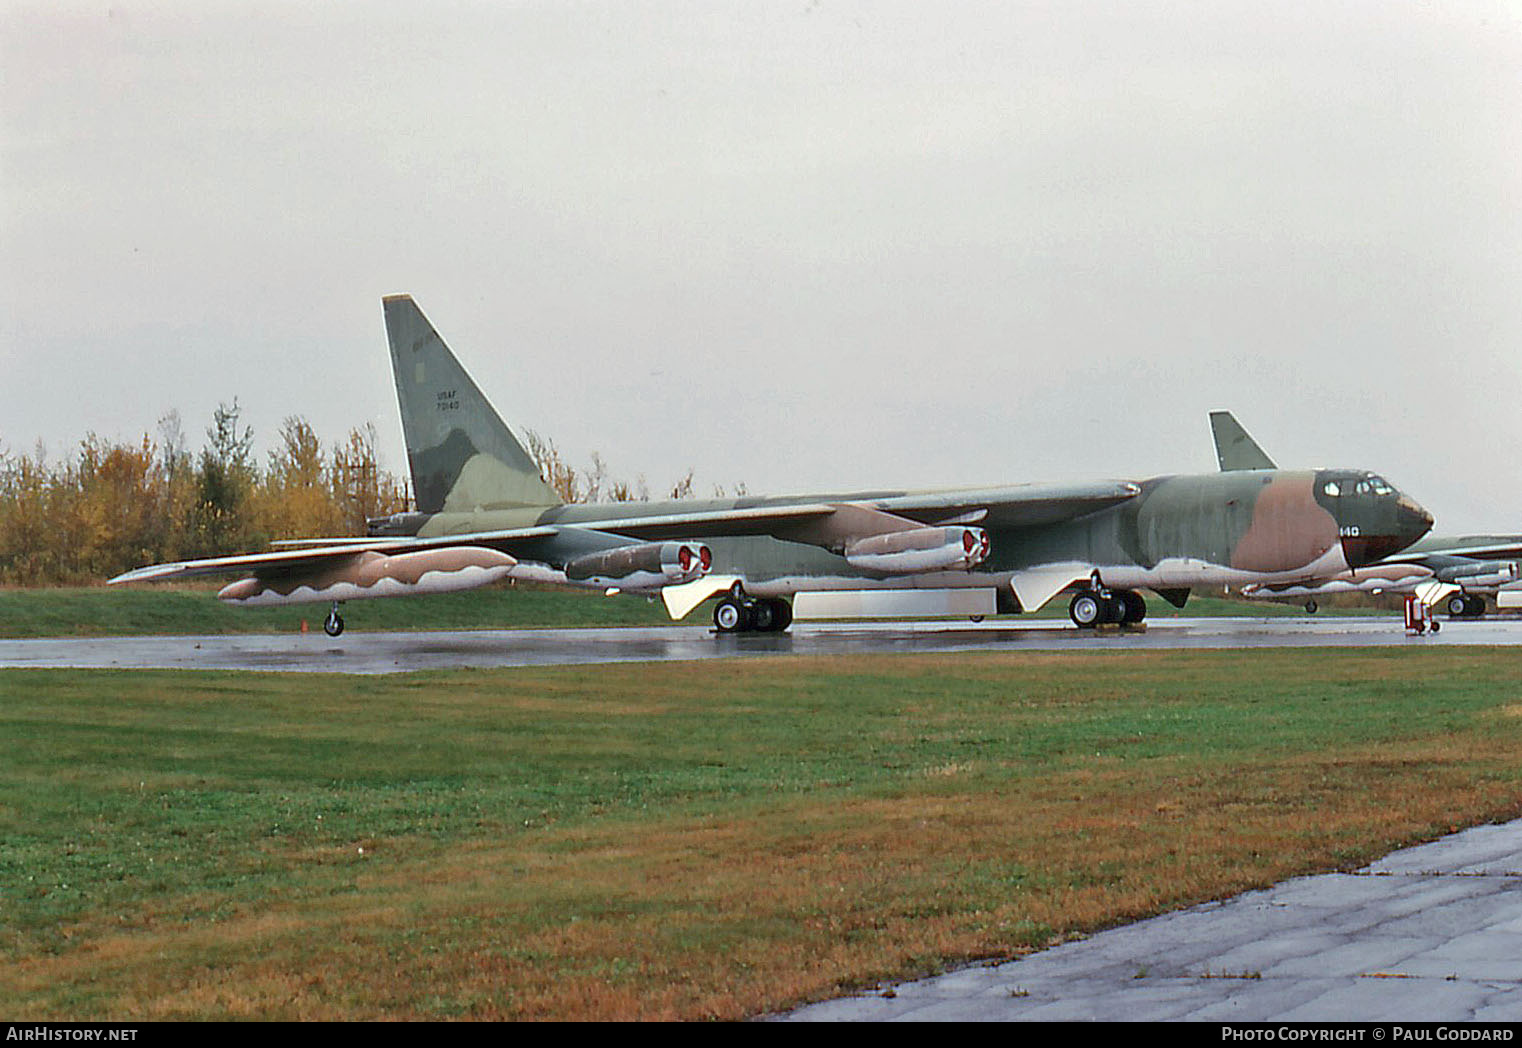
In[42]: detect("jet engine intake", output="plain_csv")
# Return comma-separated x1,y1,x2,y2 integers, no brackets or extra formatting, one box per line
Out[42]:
844,526,990,574
563,541,711,591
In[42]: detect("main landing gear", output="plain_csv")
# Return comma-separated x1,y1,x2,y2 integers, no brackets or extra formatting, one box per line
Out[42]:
1446,593,1486,619
323,601,345,637
1068,577,1146,629
712,584,793,634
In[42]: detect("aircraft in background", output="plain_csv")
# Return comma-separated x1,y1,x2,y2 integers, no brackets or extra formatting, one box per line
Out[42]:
111,298,1434,634
1211,411,1521,618
1240,534,1522,618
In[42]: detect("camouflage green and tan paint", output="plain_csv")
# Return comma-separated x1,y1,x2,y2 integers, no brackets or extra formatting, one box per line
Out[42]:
384,294,558,513
364,296,1432,616
216,547,518,605
1241,533,1522,607
563,541,710,590
110,297,1436,626
1203,419,1518,614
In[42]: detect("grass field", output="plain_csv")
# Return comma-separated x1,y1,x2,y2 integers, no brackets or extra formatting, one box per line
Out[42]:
3,648,1520,1020
0,583,676,637
0,583,1378,638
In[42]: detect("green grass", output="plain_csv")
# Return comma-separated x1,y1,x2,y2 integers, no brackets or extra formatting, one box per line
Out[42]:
0,583,1383,638
2,648,1519,1019
0,583,674,637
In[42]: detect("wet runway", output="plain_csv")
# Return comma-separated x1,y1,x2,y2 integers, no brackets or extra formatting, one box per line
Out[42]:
7,614,1522,1023
779,818,1522,1022
1,614,1519,674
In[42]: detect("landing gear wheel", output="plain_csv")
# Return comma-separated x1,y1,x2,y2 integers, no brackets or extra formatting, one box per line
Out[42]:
1069,591,1103,628
751,600,775,632
323,603,345,637
1304,600,1319,615
713,598,743,633
1447,594,1486,619
1119,590,1148,625
765,598,793,632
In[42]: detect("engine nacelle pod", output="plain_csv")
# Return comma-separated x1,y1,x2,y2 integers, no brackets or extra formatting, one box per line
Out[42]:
844,526,990,574
1435,560,1519,587
217,547,518,605
563,542,711,592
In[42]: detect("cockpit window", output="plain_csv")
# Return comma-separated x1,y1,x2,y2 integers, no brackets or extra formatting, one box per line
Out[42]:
1323,481,1342,497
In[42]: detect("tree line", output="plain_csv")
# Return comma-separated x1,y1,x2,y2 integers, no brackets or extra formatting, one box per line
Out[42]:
0,402,408,585
0,404,733,585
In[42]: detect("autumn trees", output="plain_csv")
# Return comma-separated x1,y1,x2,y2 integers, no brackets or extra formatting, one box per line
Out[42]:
1,405,725,585
0,403,408,584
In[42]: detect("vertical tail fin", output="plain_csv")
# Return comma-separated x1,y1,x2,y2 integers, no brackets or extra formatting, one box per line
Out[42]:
1209,411,1277,472
383,295,559,513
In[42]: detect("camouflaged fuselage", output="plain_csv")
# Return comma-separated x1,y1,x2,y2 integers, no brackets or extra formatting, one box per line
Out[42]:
108,298,1435,627
373,465,1429,606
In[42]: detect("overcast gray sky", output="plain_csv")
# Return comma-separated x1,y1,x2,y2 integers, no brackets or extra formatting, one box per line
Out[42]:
3,1,1519,532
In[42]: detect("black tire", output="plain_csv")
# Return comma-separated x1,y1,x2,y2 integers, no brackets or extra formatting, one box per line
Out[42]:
767,598,793,632
1447,594,1469,618
1069,592,1102,628
713,598,743,633
1304,600,1318,614
751,600,775,632
1119,591,1147,624
323,612,344,637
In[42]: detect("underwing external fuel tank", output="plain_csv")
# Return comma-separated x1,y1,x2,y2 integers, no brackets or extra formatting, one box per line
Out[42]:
216,547,518,605
108,297,1438,635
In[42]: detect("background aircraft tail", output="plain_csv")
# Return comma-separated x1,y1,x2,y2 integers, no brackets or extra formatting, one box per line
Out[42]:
1209,411,1277,472
383,295,560,513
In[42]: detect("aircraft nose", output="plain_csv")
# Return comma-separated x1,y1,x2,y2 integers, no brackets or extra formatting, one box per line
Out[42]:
1396,494,1434,548
1340,492,1434,570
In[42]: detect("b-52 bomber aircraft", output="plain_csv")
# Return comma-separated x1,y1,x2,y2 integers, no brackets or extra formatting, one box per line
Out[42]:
111,296,1435,634
1211,413,1522,618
